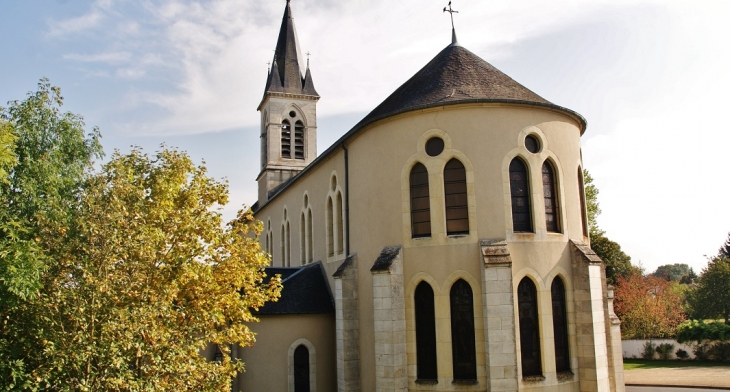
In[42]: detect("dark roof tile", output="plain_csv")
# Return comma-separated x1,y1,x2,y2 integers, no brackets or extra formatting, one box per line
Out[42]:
255,262,334,315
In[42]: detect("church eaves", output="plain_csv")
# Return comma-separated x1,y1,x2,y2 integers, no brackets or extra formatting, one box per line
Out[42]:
262,1,319,98
358,43,585,131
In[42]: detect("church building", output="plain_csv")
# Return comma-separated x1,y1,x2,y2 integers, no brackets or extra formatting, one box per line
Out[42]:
236,2,625,391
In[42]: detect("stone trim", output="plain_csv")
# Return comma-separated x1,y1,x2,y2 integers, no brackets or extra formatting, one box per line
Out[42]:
370,246,407,391
334,255,361,391
288,338,317,392
480,240,519,392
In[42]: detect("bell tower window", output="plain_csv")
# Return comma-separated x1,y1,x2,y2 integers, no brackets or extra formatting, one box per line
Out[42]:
281,120,291,158
295,121,305,160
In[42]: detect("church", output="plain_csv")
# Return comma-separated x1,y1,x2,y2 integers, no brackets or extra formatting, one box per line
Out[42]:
235,1,625,391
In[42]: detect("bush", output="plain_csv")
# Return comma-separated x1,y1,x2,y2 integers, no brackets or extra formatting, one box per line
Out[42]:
676,348,689,359
708,342,730,362
656,343,675,360
676,320,730,344
641,341,656,360
694,344,711,361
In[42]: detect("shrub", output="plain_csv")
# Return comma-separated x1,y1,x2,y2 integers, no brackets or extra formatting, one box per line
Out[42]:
676,320,730,344
676,348,689,359
656,343,675,360
694,344,711,361
708,342,730,362
641,341,656,360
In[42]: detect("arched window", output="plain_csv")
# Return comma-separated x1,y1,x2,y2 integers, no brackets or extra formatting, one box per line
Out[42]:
444,159,469,235
450,279,476,380
415,281,437,380
336,192,344,255
281,224,286,266
281,120,292,159
551,277,570,373
307,209,313,262
262,110,268,167
510,158,533,232
578,168,588,237
293,345,310,392
300,212,306,265
518,278,542,377
286,222,291,266
542,161,561,233
326,197,334,257
294,121,305,160
410,163,431,238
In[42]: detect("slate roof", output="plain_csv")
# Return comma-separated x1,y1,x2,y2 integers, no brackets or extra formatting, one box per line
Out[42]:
255,262,334,315
261,1,319,99
358,42,582,128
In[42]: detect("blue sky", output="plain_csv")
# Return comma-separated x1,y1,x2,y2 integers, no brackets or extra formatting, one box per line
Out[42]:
1,0,729,274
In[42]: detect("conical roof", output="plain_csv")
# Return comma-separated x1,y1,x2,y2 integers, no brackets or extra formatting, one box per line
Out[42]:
358,43,585,131
262,1,318,98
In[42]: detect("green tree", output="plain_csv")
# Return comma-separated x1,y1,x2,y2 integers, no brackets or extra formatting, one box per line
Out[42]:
1,80,103,390
689,256,730,324
651,263,697,283
583,169,601,236
719,232,730,258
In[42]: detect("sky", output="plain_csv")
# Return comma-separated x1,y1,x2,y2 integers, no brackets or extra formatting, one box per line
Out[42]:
1,0,729,275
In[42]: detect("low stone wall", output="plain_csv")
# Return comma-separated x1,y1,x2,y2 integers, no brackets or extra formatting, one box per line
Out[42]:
622,339,696,359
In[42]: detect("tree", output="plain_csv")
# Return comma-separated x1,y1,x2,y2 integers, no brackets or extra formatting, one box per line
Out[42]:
651,263,697,283
688,256,730,324
1,80,103,390
28,148,281,390
719,232,730,258
582,169,601,236
614,274,687,339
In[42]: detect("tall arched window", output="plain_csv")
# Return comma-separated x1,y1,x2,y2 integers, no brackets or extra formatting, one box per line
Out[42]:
415,281,437,380
578,168,589,237
294,121,305,160
286,222,291,266
336,192,344,255
410,163,431,238
542,161,561,233
281,224,286,266
450,279,476,380
551,277,570,373
307,209,313,263
510,158,533,232
444,159,469,235
281,120,292,158
300,212,306,265
262,110,268,167
326,197,334,257
518,278,542,377
293,345,310,392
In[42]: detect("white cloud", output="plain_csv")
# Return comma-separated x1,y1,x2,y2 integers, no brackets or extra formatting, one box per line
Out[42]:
46,0,113,37
64,51,132,64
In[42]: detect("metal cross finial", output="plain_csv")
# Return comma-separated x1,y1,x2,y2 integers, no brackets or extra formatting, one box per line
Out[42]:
266,61,271,72
306,51,311,68
443,1,458,30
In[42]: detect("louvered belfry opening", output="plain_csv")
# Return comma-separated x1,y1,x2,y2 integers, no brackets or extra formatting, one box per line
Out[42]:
450,279,477,380
542,161,560,233
551,277,571,373
443,159,469,235
518,278,542,377
415,281,438,381
294,120,305,159
293,345,310,392
410,163,431,238
510,158,533,232
281,120,292,158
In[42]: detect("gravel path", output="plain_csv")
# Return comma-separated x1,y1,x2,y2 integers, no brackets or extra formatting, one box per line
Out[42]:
624,366,730,389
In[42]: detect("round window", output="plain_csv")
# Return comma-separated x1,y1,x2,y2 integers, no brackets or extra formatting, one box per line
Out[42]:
425,137,445,157
289,111,297,118
525,135,541,154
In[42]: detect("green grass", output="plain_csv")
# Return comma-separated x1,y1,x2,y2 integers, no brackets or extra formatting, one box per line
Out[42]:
624,359,730,370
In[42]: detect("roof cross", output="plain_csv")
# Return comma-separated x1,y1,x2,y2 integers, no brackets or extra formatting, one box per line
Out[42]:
306,51,311,68
443,1,458,30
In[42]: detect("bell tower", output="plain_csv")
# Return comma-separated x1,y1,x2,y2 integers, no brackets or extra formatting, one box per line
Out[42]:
257,0,319,204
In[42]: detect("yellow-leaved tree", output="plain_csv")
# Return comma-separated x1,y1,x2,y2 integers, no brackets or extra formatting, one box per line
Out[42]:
36,148,281,391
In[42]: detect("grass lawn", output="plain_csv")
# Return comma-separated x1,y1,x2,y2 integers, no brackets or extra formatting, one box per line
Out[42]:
624,359,730,370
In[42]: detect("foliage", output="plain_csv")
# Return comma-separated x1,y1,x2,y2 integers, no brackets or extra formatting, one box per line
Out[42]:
651,263,697,283
675,348,689,360
676,320,730,344
614,274,686,339
656,343,675,360
1,79,103,389
719,232,730,258
688,256,730,324
582,169,601,235
641,341,656,360
591,231,639,286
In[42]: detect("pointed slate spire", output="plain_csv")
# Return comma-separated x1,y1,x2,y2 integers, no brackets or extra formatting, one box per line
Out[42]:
266,57,284,93
273,0,304,93
302,63,319,97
